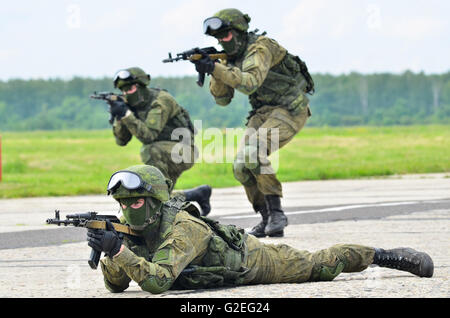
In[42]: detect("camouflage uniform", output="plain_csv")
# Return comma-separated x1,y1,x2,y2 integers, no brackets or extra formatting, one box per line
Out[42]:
95,165,433,294
202,9,315,236
102,209,375,293
113,67,196,187
102,213,434,293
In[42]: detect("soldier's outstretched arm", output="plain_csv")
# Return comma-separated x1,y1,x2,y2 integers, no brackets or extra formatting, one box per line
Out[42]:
105,212,212,294
211,41,274,96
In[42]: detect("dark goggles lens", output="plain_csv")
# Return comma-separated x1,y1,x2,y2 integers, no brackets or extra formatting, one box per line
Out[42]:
107,171,152,193
203,17,229,35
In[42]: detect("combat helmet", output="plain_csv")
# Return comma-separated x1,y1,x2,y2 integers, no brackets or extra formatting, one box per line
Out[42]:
203,8,251,36
113,67,151,89
107,165,172,231
108,165,171,203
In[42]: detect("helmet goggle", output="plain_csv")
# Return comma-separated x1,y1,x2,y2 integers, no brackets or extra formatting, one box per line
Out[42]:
113,70,137,88
107,170,152,194
203,17,230,35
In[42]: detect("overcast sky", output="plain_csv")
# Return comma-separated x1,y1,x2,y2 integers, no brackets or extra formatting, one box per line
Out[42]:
0,0,449,80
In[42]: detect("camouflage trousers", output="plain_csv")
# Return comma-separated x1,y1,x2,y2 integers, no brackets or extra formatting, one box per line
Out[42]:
242,235,375,284
140,141,196,188
233,105,310,208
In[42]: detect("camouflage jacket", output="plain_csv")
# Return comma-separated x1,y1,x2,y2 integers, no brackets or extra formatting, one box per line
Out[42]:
113,88,194,146
100,199,248,294
210,32,312,115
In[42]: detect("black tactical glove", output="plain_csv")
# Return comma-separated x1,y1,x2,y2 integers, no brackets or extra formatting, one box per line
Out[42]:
192,55,215,75
87,220,122,258
109,100,129,120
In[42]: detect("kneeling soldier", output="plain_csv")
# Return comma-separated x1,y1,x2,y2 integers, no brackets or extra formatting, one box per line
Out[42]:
110,67,211,215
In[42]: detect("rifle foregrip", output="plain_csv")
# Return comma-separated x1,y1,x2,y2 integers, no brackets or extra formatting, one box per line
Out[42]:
88,249,101,270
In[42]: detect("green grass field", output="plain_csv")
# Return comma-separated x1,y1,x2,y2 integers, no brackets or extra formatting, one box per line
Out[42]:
0,125,449,198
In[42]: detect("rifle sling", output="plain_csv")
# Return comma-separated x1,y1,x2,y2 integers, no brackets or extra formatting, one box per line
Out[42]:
86,220,140,237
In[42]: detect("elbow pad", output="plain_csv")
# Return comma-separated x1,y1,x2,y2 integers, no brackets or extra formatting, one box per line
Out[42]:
104,278,129,293
215,96,232,106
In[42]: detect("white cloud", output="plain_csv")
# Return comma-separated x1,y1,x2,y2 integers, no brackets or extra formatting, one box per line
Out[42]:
280,0,360,40
0,1,449,79
88,7,138,31
160,0,212,35
388,16,447,40
0,49,21,61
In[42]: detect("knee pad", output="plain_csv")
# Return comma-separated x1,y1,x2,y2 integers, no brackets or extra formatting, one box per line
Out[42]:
310,248,347,282
315,261,345,281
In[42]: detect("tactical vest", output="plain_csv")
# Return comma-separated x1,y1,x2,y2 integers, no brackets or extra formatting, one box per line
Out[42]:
235,32,314,112
155,106,196,143
133,88,196,143
175,216,250,289
124,196,249,289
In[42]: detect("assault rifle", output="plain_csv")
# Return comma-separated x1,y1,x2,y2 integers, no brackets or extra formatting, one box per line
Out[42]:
90,91,125,124
46,210,140,270
162,47,227,87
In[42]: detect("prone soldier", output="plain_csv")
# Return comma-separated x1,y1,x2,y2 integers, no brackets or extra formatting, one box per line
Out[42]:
87,165,434,294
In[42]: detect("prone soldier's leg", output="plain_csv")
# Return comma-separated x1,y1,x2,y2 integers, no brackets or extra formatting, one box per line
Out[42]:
307,244,375,282
243,236,375,284
243,236,433,285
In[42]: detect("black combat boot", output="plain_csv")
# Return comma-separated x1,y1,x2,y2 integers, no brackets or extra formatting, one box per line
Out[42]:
248,204,284,237
248,205,269,238
372,247,434,278
183,185,212,216
264,195,288,236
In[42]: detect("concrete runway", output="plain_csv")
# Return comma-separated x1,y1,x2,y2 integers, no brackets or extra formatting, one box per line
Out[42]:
0,173,449,298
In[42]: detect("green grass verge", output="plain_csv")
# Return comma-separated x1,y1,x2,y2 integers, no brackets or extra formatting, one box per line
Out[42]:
0,125,449,198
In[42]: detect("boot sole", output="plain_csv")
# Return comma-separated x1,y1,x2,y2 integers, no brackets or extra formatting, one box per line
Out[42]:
420,253,434,277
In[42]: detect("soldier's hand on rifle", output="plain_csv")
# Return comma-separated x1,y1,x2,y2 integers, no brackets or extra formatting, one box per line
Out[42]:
87,220,123,258
192,54,215,75
109,100,129,120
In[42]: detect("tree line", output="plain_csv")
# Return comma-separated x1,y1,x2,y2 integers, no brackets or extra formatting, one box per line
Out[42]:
0,71,449,131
